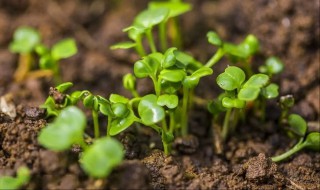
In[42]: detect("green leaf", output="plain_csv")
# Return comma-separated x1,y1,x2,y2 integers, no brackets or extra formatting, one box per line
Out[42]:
243,74,269,88
157,94,179,109
222,97,245,109
122,73,136,91
134,53,161,78
134,8,169,28
110,41,136,50
38,106,86,151
207,31,222,46
55,82,73,93
161,80,181,94
9,26,41,53
123,25,146,41
240,34,260,56
162,47,177,68
111,103,130,118
303,132,320,151
138,94,165,125
0,167,30,190
148,1,191,18
288,114,307,137
162,131,175,144
174,50,202,70
261,83,279,99
35,44,49,56
110,111,137,135
110,94,129,104
216,66,245,91
223,43,247,58
183,67,213,89
99,100,114,117
52,38,77,60
280,95,295,109
259,56,284,75
39,54,55,70
159,69,186,82
81,137,124,178
83,94,95,109
238,86,260,101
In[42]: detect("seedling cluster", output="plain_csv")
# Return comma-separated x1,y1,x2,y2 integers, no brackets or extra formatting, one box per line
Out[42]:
5,0,319,183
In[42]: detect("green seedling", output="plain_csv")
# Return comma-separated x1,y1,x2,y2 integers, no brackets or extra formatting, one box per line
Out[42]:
111,1,191,56
205,31,259,76
38,106,124,178
9,26,42,82
272,114,320,162
9,26,77,84
211,66,269,141
35,38,77,84
279,94,295,125
0,167,30,190
259,56,284,77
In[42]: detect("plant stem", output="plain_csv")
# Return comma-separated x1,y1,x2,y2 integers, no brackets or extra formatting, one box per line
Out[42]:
92,110,100,138
136,37,146,57
222,108,232,141
181,86,189,136
106,116,112,137
146,29,157,53
14,53,32,82
170,18,182,49
271,138,305,162
159,22,167,52
205,48,224,68
163,141,171,156
169,111,175,133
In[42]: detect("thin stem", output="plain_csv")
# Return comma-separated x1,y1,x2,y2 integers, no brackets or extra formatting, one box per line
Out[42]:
14,53,32,82
106,116,112,137
181,86,189,136
170,18,182,49
169,111,175,133
222,108,232,141
162,118,168,132
135,36,146,57
92,110,100,138
205,48,224,68
159,22,167,52
271,138,305,162
146,29,157,53
151,76,161,96
163,141,171,156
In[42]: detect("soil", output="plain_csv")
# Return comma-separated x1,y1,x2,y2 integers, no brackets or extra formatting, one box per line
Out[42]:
0,0,319,189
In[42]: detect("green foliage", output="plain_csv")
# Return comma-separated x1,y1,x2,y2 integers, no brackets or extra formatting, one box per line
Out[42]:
81,137,124,178
138,94,165,125
51,38,77,60
38,106,86,151
288,114,307,137
9,26,41,53
0,167,30,190
259,56,284,76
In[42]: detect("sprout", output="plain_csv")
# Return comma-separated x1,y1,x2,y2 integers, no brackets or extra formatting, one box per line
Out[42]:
0,167,30,190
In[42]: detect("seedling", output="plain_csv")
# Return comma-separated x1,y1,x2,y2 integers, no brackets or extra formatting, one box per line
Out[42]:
38,106,124,178
35,38,77,84
271,114,320,162
0,167,30,190
210,66,269,141
111,1,191,56
9,26,77,84
205,31,259,76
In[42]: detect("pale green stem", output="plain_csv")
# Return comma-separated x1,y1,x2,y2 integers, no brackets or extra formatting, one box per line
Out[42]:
146,29,157,53
271,138,305,162
135,36,146,57
222,108,232,141
205,48,224,68
92,110,100,138
181,86,189,136
106,116,112,137
169,111,175,133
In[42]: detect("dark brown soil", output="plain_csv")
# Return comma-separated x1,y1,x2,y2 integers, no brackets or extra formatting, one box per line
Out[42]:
0,0,319,189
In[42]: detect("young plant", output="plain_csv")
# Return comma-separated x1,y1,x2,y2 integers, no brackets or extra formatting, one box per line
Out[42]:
9,26,42,82
205,31,259,76
210,66,269,141
0,167,30,190
9,26,78,84
38,106,124,178
111,1,191,56
35,38,77,84
271,114,320,162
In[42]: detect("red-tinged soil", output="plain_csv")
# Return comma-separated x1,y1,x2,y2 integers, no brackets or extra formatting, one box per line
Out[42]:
0,0,319,189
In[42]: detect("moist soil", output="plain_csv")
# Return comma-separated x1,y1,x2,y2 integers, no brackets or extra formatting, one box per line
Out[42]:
0,0,319,189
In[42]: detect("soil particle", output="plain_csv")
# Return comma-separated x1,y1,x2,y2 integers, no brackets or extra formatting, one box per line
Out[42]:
59,174,79,190
49,87,65,105
24,106,45,120
173,134,199,154
107,160,150,190
243,153,278,183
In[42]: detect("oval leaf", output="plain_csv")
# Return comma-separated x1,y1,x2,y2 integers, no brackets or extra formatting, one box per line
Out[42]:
243,74,269,88
134,53,161,78
159,69,186,82
109,111,137,135
207,31,222,46
222,97,245,109
303,132,320,151
38,106,86,151
110,41,136,50
81,137,124,178
148,1,191,18
288,114,307,137
157,94,178,109
261,83,279,99
9,26,41,53
134,8,169,28
238,86,260,101
216,66,245,91
138,94,165,125
52,38,77,60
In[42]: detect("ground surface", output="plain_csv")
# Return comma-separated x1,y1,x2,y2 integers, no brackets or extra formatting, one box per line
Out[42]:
0,0,319,189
